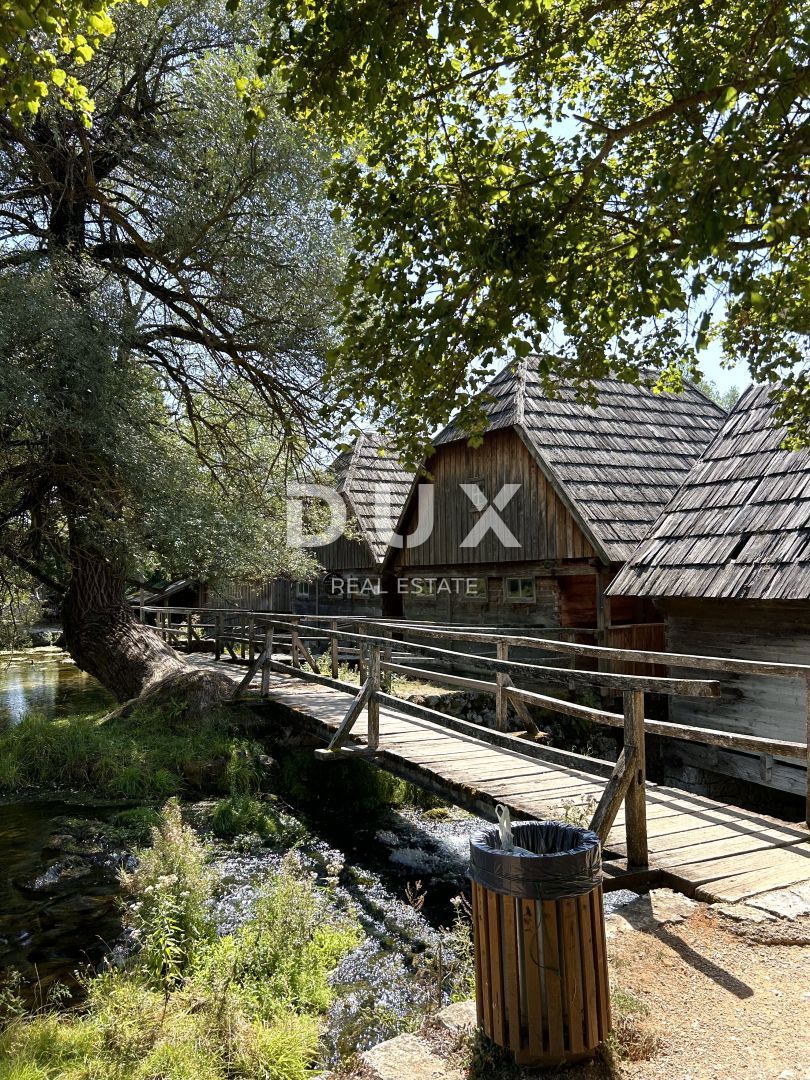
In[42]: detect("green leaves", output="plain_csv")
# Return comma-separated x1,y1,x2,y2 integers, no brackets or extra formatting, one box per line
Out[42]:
256,0,810,451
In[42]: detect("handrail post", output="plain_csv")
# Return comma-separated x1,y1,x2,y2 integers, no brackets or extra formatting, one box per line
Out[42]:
186,609,193,652
367,643,381,750
215,612,223,661
496,640,509,731
330,619,339,679
261,625,274,695
382,629,393,692
358,623,366,681
623,689,648,869
291,619,300,669
248,616,255,664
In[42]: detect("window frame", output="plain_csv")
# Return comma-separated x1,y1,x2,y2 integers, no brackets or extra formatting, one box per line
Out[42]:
503,576,536,604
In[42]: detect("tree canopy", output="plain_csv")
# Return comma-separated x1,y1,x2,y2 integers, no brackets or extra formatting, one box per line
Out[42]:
256,0,810,451
0,0,343,693
0,0,125,123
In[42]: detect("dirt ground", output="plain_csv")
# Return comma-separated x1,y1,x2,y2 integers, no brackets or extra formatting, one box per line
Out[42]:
337,890,810,1080
600,900,810,1080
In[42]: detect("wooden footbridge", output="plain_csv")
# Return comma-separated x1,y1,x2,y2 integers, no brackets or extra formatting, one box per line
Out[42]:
143,606,810,905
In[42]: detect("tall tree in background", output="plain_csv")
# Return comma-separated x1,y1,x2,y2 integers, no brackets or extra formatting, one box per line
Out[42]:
0,0,342,710
258,0,809,450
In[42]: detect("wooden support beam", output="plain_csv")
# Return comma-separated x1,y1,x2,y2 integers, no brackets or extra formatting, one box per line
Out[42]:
215,613,223,661
235,641,270,696
368,645,381,751
623,690,648,870
326,678,374,751
261,627,274,695
295,632,320,675
330,620,339,679
495,640,509,732
358,624,366,681
589,750,630,843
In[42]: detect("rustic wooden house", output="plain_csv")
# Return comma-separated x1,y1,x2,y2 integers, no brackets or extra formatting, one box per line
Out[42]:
291,432,414,617
387,358,726,642
609,383,810,798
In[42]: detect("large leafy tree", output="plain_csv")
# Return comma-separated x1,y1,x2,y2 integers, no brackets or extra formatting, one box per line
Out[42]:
258,0,809,449
0,0,123,122
0,0,342,707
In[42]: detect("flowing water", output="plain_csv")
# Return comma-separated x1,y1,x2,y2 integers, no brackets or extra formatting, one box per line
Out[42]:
0,652,639,1058
0,652,478,1044
0,650,114,727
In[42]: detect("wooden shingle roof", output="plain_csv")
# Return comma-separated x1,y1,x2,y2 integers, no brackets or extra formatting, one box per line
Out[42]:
436,358,726,562
333,432,414,564
608,384,810,600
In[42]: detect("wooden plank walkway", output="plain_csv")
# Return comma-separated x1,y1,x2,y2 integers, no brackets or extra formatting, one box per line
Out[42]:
197,657,810,905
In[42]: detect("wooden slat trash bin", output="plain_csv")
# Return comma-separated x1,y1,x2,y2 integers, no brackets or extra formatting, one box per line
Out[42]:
469,820,611,1067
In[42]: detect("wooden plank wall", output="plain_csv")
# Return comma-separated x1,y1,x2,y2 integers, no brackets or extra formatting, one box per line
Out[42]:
394,430,597,568
398,564,562,627
664,597,810,795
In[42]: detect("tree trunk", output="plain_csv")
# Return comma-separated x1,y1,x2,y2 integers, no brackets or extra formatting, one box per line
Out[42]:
62,547,233,718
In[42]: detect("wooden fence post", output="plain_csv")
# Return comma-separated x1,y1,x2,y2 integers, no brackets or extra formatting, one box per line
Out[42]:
139,589,146,623
291,621,300,669
358,624,366,682
367,644,381,751
496,640,509,731
623,689,648,869
248,616,255,664
330,620,339,679
261,626,274,695
215,612,223,661
382,630,393,692
186,610,193,651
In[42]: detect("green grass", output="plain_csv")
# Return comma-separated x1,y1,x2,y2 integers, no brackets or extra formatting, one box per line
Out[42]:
0,706,234,800
210,795,285,840
0,802,359,1080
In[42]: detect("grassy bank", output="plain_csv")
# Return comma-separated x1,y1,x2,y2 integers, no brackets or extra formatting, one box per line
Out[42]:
0,801,359,1080
0,704,235,800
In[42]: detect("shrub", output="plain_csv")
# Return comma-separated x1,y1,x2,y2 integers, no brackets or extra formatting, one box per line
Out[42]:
210,795,282,840
121,799,215,987
197,853,360,1016
0,806,358,1080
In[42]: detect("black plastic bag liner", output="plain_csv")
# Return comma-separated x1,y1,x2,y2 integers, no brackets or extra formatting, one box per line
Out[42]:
469,821,601,901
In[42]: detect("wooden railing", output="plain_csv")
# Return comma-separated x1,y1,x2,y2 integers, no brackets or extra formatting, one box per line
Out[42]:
137,606,810,852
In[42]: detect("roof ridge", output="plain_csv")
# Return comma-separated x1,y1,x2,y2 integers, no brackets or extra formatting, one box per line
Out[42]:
516,358,527,425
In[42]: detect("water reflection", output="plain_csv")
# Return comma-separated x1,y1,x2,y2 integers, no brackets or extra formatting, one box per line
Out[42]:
0,653,114,725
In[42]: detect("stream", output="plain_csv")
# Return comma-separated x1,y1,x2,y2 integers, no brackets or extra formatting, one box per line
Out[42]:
0,652,481,1060
0,651,638,1064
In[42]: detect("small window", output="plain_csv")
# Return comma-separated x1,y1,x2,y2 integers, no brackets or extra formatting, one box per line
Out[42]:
295,581,311,599
504,577,535,603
